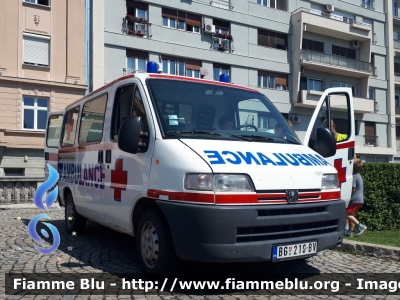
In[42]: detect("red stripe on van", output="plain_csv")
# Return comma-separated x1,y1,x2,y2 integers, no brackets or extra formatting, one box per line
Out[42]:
48,153,58,160
215,190,341,205
147,189,215,204
147,189,340,205
336,141,355,150
148,74,259,92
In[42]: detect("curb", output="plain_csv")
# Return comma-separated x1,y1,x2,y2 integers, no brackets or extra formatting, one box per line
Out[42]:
340,239,400,261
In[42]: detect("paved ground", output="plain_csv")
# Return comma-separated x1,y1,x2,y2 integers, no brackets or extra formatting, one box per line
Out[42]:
1,207,400,299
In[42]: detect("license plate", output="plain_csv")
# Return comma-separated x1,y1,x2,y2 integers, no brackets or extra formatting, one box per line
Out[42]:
272,241,317,261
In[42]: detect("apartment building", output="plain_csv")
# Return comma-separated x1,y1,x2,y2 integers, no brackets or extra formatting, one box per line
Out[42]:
91,0,400,162
0,0,87,203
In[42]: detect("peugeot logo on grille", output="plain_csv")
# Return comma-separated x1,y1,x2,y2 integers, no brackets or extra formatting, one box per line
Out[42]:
286,190,299,204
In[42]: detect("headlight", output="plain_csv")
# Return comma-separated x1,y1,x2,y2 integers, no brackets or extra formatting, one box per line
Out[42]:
321,174,339,190
185,174,213,191
185,174,254,192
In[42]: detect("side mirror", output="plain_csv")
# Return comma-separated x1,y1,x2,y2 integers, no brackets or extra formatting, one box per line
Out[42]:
316,127,336,158
118,116,147,154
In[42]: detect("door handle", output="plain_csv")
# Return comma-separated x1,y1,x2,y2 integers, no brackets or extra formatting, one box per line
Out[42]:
348,147,355,161
105,150,112,164
98,150,103,164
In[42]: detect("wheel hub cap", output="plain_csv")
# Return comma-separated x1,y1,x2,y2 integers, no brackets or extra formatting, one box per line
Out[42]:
141,221,159,267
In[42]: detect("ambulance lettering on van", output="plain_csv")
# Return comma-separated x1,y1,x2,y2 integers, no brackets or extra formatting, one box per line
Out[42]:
44,62,355,273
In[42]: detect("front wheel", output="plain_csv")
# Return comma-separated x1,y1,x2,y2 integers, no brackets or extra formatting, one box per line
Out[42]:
136,208,180,273
65,193,86,233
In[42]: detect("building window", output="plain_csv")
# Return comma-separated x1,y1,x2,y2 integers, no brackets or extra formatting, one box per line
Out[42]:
394,1,398,17
257,0,286,10
258,71,288,90
395,95,399,106
302,39,324,52
23,97,48,130
332,45,356,59
125,49,148,74
4,168,25,176
161,56,201,77
62,106,80,147
364,121,376,146
213,64,230,81
24,0,50,6
258,29,287,50
23,33,50,67
331,10,354,24
361,0,373,9
307,78,323,91
369,87,375,99
332,81,357,97
161,8,201,33
213,19,230,35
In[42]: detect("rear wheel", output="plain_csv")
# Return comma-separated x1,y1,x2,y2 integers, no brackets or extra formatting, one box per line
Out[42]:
136,208,180,273
65,193,86,233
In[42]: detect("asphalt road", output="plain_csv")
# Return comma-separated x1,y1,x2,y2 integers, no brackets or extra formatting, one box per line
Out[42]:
1,207,399,299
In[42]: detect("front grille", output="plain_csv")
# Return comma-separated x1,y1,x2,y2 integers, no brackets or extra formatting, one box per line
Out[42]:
258,206,326,217
236,220,338,243
256,189,321,202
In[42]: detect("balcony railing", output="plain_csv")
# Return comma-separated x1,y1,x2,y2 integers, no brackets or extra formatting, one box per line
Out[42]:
292,8,371,27
212,37,233,53
364,135,379,147
123,68,147,76
394,40,400,50
210,0,233,10
300,50,374,74
124,18,152,38
395,73,400,82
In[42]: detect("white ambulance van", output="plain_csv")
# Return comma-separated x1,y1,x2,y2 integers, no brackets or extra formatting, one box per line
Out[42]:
44,62,355,273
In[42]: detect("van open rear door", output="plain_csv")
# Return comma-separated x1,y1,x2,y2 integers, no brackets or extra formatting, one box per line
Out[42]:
44,112,64,181
303,87,355,206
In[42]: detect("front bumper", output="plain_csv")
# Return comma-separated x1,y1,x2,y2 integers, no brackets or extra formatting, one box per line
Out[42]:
157,200,346,262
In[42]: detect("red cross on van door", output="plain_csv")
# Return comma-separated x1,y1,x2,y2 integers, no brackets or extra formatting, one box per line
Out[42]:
334,159,346,188
111,159,128,201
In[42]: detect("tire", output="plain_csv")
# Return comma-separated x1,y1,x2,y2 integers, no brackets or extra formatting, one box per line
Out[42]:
65,193,86,233
136,208,180,274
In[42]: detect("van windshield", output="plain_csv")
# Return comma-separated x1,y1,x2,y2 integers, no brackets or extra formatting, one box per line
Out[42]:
146,78,300,144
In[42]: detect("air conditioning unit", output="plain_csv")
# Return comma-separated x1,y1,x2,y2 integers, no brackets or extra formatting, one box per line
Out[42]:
324,4,334,13
350,40,360,48
290,115,301,124
204,23,215,34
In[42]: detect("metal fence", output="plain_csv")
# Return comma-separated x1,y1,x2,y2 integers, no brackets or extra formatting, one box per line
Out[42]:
125,19,151,38
210,0,233,10
300,50,374,74
212,37,233,53
364,135,379,147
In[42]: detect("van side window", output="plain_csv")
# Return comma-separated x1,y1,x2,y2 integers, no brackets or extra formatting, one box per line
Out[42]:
111,84,149,141
112,85,135,140
78,93,108,145
62,106,80,147
46,115,63,148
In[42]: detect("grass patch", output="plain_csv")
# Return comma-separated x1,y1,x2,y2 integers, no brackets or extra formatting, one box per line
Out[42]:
344,230,400,248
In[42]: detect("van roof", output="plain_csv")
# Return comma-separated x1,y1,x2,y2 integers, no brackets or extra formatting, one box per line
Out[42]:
65,73,260,110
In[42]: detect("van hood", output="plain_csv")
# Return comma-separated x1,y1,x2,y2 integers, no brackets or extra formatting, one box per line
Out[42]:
180,139,336,191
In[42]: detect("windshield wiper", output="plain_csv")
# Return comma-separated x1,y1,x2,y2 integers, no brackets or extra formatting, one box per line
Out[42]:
165,130,222,136
219,132,253,142
236,135,275,142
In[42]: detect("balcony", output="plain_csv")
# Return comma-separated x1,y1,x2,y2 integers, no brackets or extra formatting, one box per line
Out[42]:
212,36,233,53
393,15,400,26
296,90,375,113
300,50,374,77
361,1,374,10
210,0,233,10
291,8,372,41
124,17,152,38
364,135,379,147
